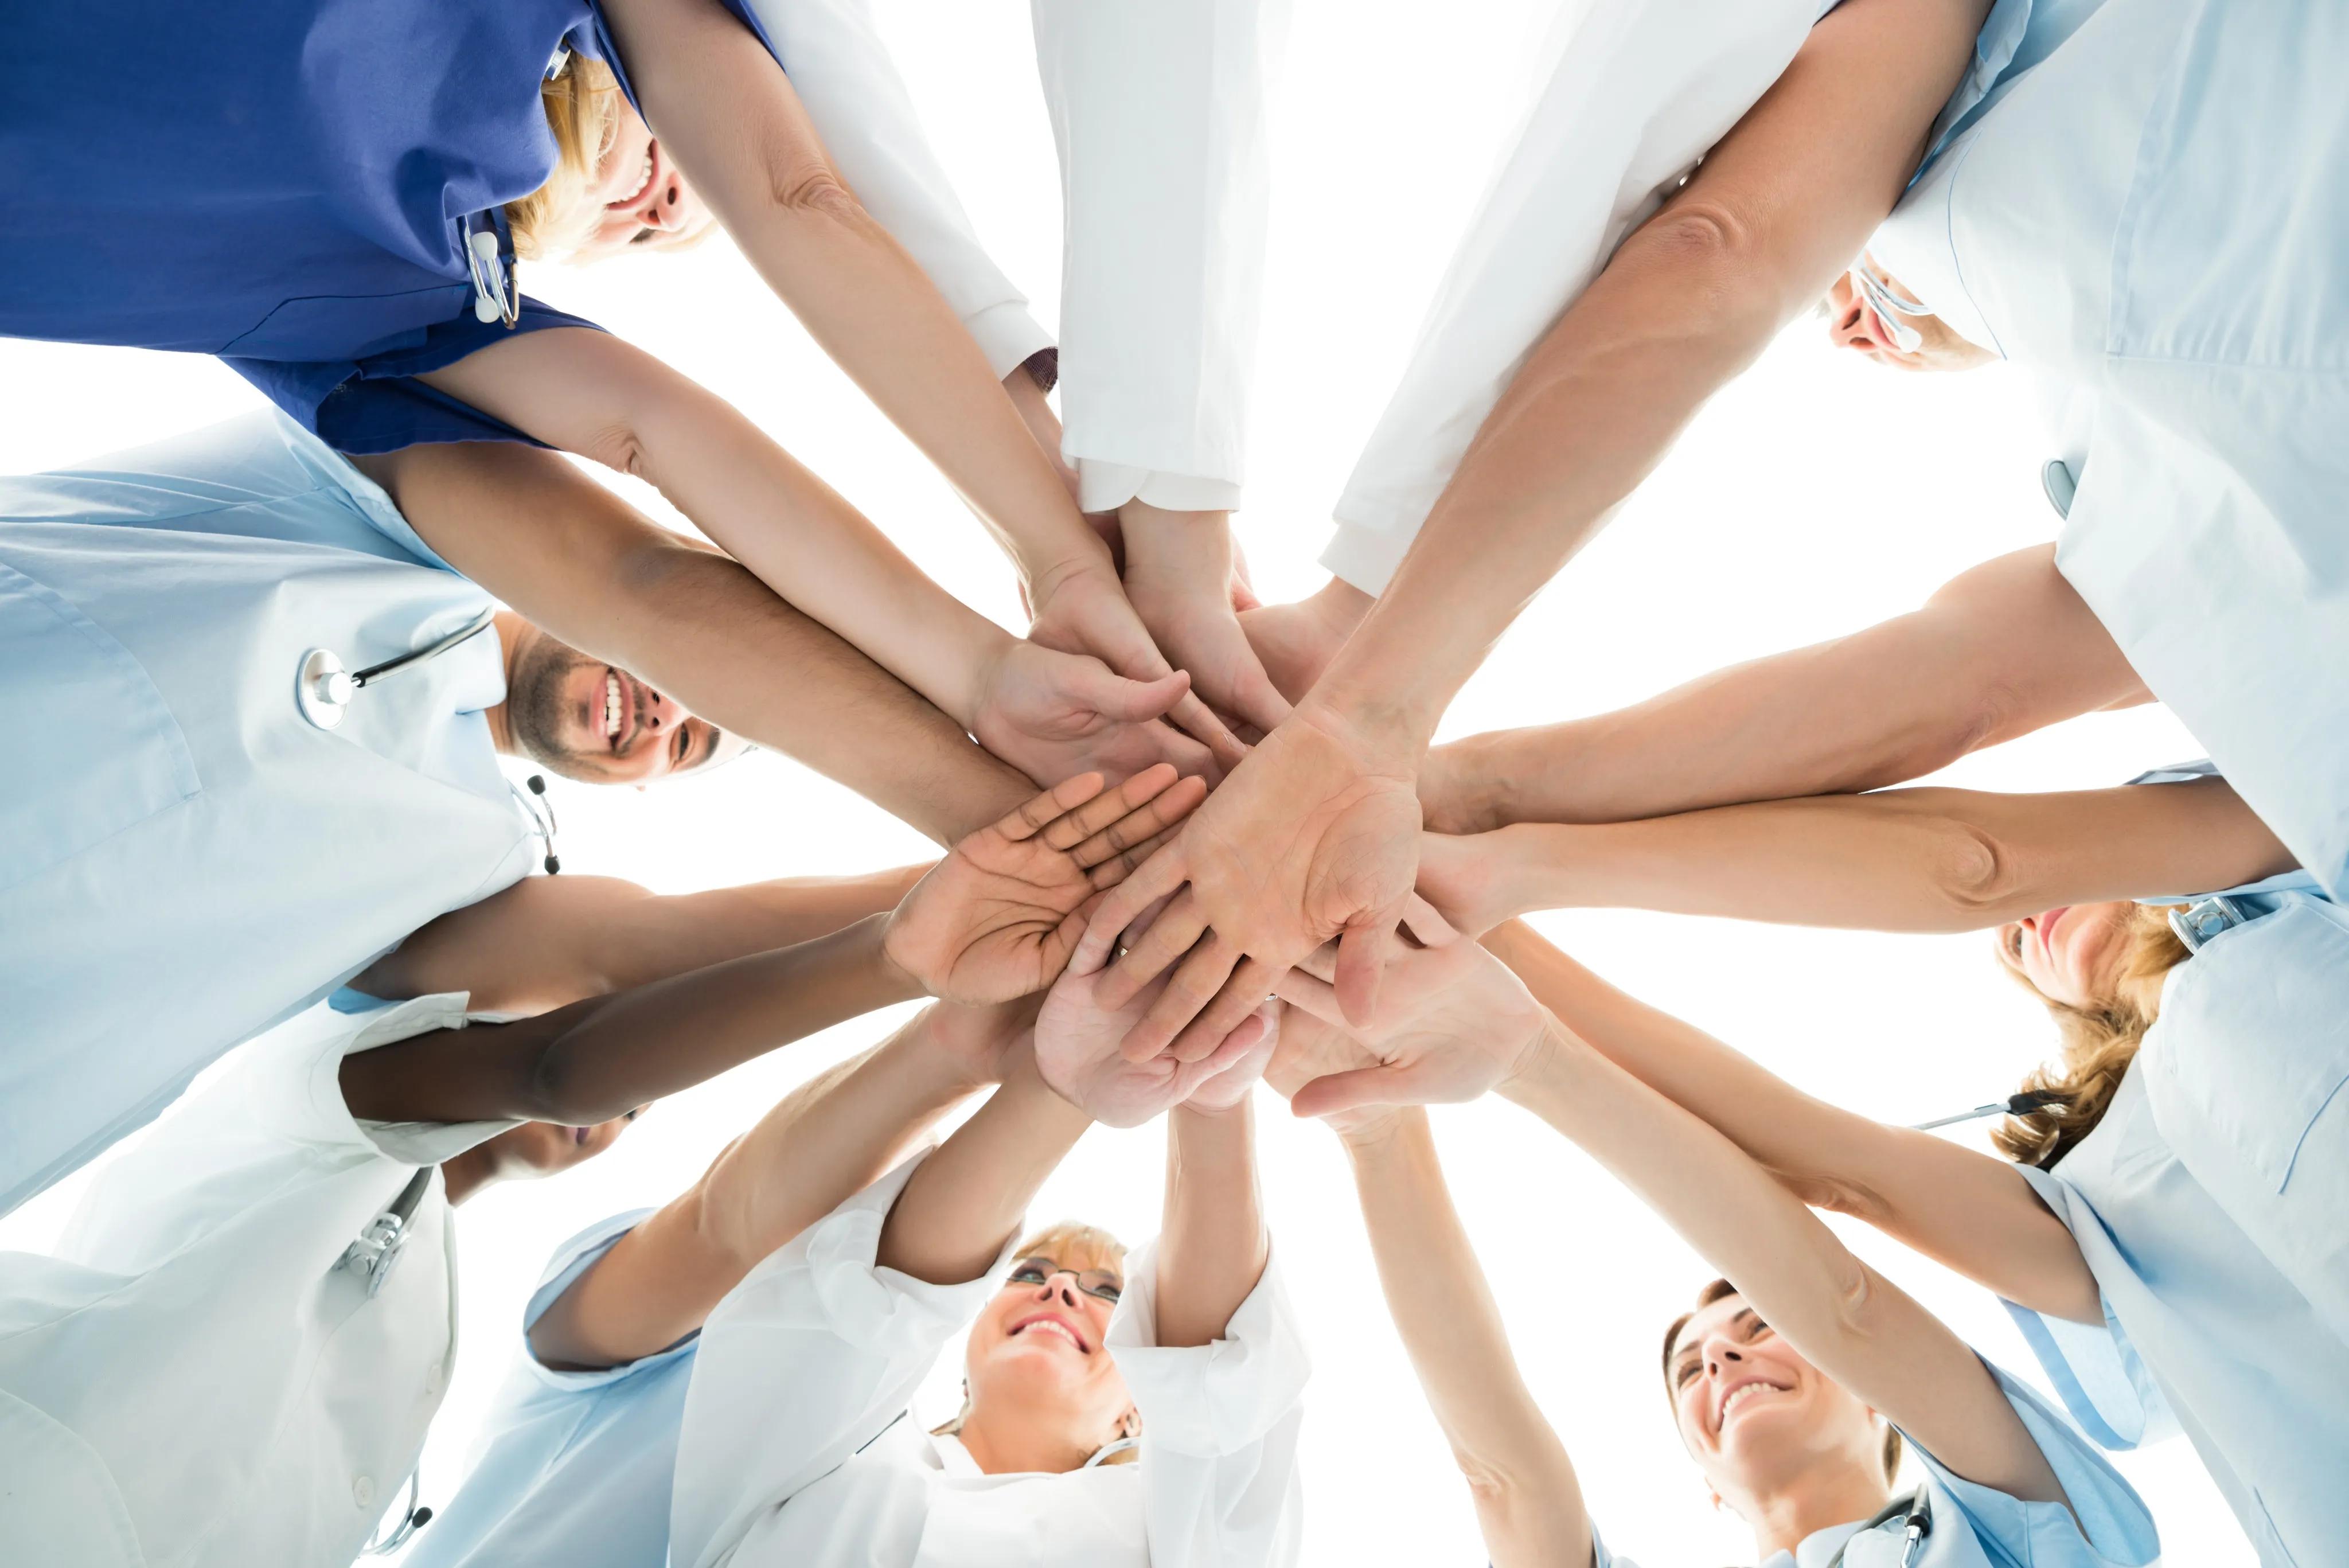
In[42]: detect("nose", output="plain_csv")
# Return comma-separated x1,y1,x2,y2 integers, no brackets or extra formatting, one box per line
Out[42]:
635,170,689,232
1827,278,1888,354
638,683,680,735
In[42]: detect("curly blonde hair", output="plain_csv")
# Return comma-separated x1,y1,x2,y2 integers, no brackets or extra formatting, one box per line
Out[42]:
931,1222,1140,1466
1992,904,2191,1167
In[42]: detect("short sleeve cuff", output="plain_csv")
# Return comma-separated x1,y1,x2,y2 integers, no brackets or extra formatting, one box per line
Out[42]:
965,302,1057,383
1076,461,1243,517
1105,1238,1312,1457
1317,517,1415,597
2001,1168,2176,1450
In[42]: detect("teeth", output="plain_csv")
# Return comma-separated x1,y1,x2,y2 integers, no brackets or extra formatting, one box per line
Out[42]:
621,150,654,204
1017,1320,1082,1349
604,672,623,739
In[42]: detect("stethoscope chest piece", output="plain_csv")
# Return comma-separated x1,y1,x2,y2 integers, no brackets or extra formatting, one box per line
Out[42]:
296,648,358,731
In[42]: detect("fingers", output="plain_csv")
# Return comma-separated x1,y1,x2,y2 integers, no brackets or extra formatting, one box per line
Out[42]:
1163,954,1283,1063
1333,907,1402,1027
996,773,1107,843
1096,889,1211,1012
1072,839,1190,972
1270,965,1345,1027
1115,934,1243,1061
1290,1063,1417,1121
1042,763,1180,852
1058,774,1206,865
1399,893,1461,949
1078,662,1193,724
1164,687,1251,774
1085,824,1181,890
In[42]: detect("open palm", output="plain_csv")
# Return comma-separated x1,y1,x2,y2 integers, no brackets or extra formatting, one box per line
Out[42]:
1036,949,1273,1128
884,767,1205,1004
1275,937,1551,1120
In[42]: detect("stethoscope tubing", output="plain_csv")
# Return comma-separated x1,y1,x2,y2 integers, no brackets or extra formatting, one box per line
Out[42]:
351,604,501,688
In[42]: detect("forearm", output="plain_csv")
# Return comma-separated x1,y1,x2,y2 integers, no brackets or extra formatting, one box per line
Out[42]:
353,867,930,1012
1153,1099,1269,1349
534,1016,982,1368
1343,1111,1587,1568
1431,547,2151,830
877,1050,1091,1286
342,914,920,1127
1482,922,2099,1318
1464,781,2292,933
370,435,1032,843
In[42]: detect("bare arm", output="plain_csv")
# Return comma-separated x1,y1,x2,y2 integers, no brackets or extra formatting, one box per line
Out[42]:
1503,1021,2073,1509
1426,547,2152,833
876,1050,1092,1286
1422,777,2294,936
350,865,928,1013
358,438,1031,844
1482,922,2101,1321
340,913,917,1129
1341,1109,1589,1568
1152,1098,1269,1349
531,1001,1008,1368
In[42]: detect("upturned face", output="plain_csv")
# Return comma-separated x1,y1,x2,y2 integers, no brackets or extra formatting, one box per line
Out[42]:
962,1250,1136,1446
1993,899,2135,1011
569,102,717,262
504,626,729,784
1668,1294,1887,1508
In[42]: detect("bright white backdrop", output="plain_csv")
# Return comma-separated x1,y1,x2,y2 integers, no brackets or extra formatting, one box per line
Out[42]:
0,0,2252,1561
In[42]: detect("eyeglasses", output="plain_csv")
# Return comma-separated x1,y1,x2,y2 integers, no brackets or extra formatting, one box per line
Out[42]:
1850,257,1930,354
1007,1257,1122,1304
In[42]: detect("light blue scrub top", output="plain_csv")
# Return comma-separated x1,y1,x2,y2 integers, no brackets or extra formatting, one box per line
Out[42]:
406,1211,695,1568
2003,861,2348,1568
1871,0,2349,902
1591,1363,2157,1567
0,413,537,1215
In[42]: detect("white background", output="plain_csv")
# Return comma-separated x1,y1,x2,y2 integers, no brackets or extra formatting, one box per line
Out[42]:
0,0,2252,1561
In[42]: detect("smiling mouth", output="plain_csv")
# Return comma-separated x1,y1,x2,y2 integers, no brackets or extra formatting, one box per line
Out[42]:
1009,1315,1090,1354
611,143,657,208
1717,1378,1790,1427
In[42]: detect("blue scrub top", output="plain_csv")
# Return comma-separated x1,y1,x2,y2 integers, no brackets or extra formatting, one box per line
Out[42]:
407,1211,695,1568
3,0,772,453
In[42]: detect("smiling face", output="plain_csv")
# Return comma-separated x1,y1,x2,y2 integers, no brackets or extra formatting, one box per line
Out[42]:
1667,1293,1890,1514
961,1243,1136,1457
566,101,716,263
502,624,731,785
1821,256,1996,372
1993,900,2134,1012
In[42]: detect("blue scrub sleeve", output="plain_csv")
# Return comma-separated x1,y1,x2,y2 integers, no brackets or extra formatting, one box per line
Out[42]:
2001,1169,2179,1450
1900,1361,2159,1566
571,0,781,120
225,299,606,456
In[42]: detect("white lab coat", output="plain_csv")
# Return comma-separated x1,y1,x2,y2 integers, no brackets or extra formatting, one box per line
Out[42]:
0,993,514,1568
670,1153,1310,1568
746,0,1053,381
1868,0,2349,898
1320,0,1835,591
1032,0,1291,513
0,414,538,1216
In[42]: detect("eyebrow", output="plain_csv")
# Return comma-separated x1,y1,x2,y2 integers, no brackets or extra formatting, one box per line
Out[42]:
1673,1308,1762,1371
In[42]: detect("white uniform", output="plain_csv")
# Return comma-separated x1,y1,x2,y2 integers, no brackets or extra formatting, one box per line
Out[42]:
745,0,1053,382
1320,0,1835,591
0,414,539,1215
1869,0,2349,897
670,1153,1310,1568
0,993,513,1568
1032,0,1291,514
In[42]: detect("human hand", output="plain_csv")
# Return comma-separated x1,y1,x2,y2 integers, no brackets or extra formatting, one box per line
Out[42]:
1236,578,1375,708
1411,829,1519,939
1072,705,1429,1063
1034,937,1277,1128
1120,502,1291,737
919,996,1043,1091
970,637,1218,787
884,766,1207,1004
1274,935,1552,1120
1028,564,1250,773
1179,1000,1281,1113
1262,994,1396,1137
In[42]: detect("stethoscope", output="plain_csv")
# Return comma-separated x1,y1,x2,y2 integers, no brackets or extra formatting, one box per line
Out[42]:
294,606,563,874
462,209,521,328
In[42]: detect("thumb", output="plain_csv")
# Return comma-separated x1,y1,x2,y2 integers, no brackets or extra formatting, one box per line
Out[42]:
1333,908,1401,1027
1289,1062,1422,1121
1076,663,1193,724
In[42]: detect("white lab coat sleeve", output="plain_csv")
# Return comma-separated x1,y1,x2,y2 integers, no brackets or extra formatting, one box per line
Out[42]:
742,0,1053,380
1031,0,1290,514
668,1150,1017,1568
1105,1238,1310,1568
1320,0,1822,594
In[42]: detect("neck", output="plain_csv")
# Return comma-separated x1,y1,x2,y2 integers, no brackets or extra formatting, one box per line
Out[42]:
481,610,528,755
1741,1472,1892,1562
953,1403,1105,1477
438,1147,501,1207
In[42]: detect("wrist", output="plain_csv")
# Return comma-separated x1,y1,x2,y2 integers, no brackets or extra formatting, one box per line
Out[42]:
953,626,1020,730
1497,1015,1571,1106
867,910,930,1003
1288,696,1426,781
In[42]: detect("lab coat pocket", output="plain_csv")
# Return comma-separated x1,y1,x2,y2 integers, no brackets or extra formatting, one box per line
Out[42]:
0,561,200,892
2139,899,2349,1339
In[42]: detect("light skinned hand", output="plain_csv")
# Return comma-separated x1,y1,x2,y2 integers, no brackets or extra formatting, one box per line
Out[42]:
1120,504,1292,738
1411,829,1516,938
920,996,1044,1091
1179,1000,1282,1114
1261,995,1396,1137
1033,935,1275,1129
1072,707,1429,1063
1028,565,1251,775
884,766,1207,1004
970,638,1216,787
1273,934,1551,1120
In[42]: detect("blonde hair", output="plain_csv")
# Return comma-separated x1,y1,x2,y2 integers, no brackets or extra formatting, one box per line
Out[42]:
506,54,627,261
932,1221,1139,1465
1993,904,2191,1167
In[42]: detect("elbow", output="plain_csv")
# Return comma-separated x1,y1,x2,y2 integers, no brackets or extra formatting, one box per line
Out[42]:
1924,819,2029,924
1610,201,1785,348
762,159,869,228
